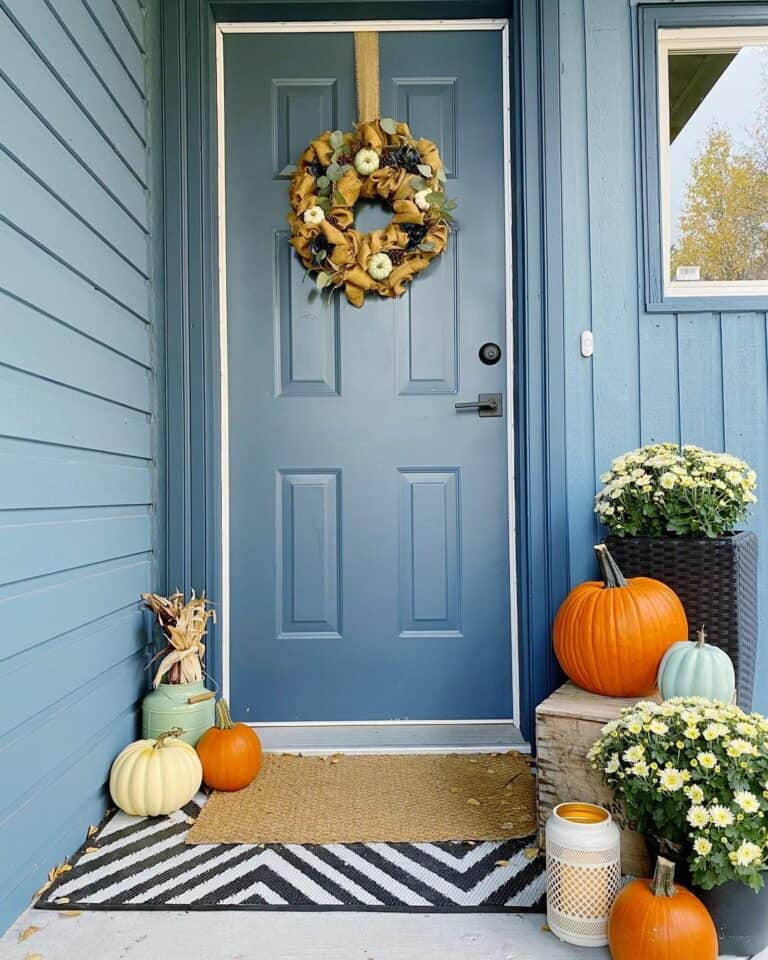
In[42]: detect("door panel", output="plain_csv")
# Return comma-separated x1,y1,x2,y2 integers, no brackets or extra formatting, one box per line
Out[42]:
223,29,513,723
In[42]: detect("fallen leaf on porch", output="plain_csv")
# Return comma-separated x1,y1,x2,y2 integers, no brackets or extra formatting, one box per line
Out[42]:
541,924,551,933
58,910,81,919
330,758,341,765
18,925,41,943
33,863,72,900
87,825,98,838
468,758,478,764
24,952,44,960
524,847,540,859
185,817,196,825
494,859,510,867
466,798,481,806
53,897,70,905
84,847,100,854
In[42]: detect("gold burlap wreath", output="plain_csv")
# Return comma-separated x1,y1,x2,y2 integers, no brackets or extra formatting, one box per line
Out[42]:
288,119,457,307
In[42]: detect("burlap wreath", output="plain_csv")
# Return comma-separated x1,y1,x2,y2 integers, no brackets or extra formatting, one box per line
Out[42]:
288,119,456,308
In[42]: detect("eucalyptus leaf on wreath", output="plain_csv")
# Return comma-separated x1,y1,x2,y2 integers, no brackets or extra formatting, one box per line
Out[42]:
410,176,427,191
380,117,398,135
417,163,433,179
326,163,343,182
329,129,345,150
315,272,333,290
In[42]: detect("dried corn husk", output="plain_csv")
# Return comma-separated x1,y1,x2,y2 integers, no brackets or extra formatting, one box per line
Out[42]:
142,591,216,687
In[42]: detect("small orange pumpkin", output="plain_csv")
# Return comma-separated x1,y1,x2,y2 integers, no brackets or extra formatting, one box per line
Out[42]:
553,544,687,697
608,857,717,960
196,699,262,791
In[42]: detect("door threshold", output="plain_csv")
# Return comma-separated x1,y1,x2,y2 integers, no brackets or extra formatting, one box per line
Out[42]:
250,721,529,754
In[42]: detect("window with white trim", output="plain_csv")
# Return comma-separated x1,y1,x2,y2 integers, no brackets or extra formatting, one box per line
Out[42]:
658,26,768,298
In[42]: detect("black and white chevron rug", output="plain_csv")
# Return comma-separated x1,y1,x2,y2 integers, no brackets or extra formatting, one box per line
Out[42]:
35,794,545,913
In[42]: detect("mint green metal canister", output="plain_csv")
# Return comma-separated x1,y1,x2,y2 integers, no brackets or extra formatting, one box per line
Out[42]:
141,681,215,746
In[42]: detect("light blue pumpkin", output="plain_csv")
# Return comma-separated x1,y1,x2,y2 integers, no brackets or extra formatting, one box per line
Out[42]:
657,628,736,703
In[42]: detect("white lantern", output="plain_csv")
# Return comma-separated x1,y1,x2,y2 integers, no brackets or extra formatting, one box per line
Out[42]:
546,801,621,947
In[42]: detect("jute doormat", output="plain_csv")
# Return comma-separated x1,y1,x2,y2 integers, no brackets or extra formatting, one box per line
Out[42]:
186,751,535,845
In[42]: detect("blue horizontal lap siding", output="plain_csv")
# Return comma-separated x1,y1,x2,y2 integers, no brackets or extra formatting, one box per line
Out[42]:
557,0,768,709
0,0,156,934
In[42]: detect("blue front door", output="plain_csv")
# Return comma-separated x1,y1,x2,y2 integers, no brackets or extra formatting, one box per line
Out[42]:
223,28,514,723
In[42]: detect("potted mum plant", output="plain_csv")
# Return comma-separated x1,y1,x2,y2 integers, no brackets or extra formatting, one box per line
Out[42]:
595,443,758,707
589,696,768,956
141,591,216,746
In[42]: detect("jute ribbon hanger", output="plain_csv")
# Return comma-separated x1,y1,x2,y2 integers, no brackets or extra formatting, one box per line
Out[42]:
354,31,380,122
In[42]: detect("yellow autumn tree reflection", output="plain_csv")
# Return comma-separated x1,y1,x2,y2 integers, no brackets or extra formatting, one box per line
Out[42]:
671,125,768,282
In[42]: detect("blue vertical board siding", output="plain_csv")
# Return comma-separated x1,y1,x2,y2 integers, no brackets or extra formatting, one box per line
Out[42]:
559,0,599,589
556,0,768,713
0,0,161,934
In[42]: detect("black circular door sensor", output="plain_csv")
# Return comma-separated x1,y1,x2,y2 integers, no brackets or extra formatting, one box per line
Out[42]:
479,342,502,365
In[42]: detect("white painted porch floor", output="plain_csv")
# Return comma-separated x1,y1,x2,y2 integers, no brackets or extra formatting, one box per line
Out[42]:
1,908,765,960
0,908,601,960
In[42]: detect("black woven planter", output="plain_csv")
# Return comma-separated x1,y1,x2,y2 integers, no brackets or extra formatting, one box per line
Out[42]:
604,532,758,710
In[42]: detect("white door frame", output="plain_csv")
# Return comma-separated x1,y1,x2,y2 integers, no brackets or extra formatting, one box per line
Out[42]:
215,18,523,751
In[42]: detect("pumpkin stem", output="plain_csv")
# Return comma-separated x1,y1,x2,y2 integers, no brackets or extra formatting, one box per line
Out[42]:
154,727,184,748
650,857,677,897
697,626,707,647
595,544,628,589
215,698,235,730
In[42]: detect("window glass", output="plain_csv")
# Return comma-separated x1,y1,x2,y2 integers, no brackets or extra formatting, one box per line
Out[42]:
661,30,768,291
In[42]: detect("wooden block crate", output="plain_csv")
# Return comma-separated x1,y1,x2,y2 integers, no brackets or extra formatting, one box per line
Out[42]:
536,681,658,877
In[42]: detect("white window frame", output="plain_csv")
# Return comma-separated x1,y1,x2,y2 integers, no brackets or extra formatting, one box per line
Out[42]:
658,25,768,299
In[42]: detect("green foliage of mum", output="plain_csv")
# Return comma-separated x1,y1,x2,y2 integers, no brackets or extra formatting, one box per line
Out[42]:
595,443,757,538
588,697,768,891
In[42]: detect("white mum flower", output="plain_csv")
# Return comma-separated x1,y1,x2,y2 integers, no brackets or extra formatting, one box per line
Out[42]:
659,768,685,792
686,806,709,829
734,841,763,867
623,745,645,764
727,738,757,758
414,189,431,211
649,719,669,735
354,148,380,175
709,805,736,828
685,784,705,804
605,754,620,775
703,723,728,741
734,790,760,814
303,205,326,225
693,837,712,857
636,701,660,714
736,722,758,738
684,726,701,740
625,715,644,735
696,751,717,770
660,472,677,490
631,760,650,778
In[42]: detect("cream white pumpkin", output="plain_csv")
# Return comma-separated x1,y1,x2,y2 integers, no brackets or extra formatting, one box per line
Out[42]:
109,727,202,816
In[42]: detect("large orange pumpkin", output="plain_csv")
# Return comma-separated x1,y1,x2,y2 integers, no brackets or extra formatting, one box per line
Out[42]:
196,699,262,791
553,544,687,697
608,858,717,960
